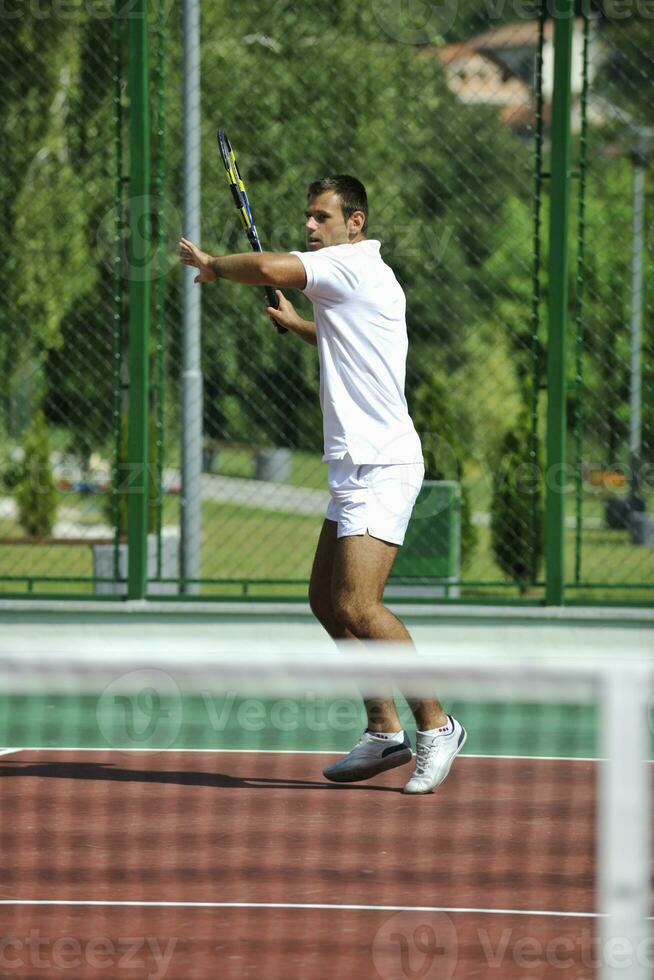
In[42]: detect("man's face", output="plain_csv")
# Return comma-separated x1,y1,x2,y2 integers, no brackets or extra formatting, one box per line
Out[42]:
304,191,362,250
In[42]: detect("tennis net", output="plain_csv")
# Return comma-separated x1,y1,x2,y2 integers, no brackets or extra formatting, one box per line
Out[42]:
0,637,651,980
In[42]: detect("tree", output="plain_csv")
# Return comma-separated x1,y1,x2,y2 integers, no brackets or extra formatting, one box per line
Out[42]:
164,0,530,451
596,15,654,130
43,284,117,466
490,410,544,591
484,150,653,470
409,366,478,567
0,13,101,435
0,2,535,483
16,411,58,540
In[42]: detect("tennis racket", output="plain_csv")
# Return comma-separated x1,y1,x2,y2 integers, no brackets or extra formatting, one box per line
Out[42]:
217,129,286,335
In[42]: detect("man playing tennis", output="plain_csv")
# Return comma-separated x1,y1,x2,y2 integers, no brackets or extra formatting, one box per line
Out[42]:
178,176,465,793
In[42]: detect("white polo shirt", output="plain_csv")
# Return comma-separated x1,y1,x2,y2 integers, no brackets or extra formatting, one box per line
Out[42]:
291,239,422,465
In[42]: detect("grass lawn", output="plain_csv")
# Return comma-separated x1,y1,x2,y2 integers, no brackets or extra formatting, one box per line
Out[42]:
0,541,93,593
0,458,652,600
206,445,326,490
197,500,321,583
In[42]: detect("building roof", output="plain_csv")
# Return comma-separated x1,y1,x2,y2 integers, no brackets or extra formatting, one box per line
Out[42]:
436,43,516,74
438,42,477,65
470,18,585,50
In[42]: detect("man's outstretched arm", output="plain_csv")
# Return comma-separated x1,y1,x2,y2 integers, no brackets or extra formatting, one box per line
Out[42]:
179,238,307,289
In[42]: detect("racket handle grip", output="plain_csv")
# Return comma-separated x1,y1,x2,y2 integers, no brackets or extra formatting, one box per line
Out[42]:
264,286,288,335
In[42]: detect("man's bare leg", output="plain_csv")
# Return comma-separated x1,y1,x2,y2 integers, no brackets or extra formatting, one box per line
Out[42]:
309,521,399,731
308,520,355,641
331,531,448,732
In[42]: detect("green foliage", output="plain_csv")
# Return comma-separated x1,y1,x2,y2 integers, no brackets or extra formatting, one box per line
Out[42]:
166,1,529,450
440,0,540,43
579,19,654,467
0,13,102,435
484,194,547,404
2,0,652,597
595,16,654,129
16,411,58,539
43,286,117,464
1,456,22,493
490,411,544,592
409,367,478,568
0,1,529,460
571,149,654,468
484,153,654,468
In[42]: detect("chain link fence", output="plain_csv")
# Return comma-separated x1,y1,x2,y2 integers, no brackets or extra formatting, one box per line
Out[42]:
568,6,654,597
157,1,542,599
0,0,651,602
0,3,125,593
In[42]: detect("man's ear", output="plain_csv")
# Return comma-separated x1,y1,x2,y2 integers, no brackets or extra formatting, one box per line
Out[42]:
348,210,366,239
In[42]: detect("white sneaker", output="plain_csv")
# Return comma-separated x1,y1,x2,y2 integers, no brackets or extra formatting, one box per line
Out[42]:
402,717,467,794
323,730,413,783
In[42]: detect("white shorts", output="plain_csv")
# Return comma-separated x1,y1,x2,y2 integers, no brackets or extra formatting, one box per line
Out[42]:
325,454,425,546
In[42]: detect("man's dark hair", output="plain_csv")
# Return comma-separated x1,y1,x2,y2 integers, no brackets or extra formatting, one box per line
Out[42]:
307,175,368,234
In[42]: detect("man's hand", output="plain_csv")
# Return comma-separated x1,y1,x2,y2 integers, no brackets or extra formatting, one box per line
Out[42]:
178,238,217,283
265,291,303,330
266,291,317,346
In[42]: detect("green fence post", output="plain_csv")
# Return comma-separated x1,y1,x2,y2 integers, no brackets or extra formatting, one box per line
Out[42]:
127,0,151,599
545,0,574,606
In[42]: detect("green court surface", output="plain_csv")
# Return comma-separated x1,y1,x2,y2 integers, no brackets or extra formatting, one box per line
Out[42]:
0,694,597,758
1,600,651,760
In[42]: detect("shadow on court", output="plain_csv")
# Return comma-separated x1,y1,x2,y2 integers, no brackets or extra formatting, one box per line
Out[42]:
0,759,404,792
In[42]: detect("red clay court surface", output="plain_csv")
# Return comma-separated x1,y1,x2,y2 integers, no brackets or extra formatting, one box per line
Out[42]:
1,749,599,978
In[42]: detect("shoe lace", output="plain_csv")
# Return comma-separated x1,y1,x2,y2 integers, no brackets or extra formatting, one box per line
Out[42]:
414,736,437,775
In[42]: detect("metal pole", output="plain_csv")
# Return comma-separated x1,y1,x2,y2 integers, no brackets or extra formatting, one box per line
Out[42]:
154,0,167,581
573,2,590,585
598,664,652,980
112,0,124,585
528,5,546,589
127,0,151,600
545,0,574,606
181,0,203,594
628,143,646,510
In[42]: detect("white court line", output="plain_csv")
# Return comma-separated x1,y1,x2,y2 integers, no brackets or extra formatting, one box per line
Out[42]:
0,899,610,918
2,747,603,762
0,748,20,757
